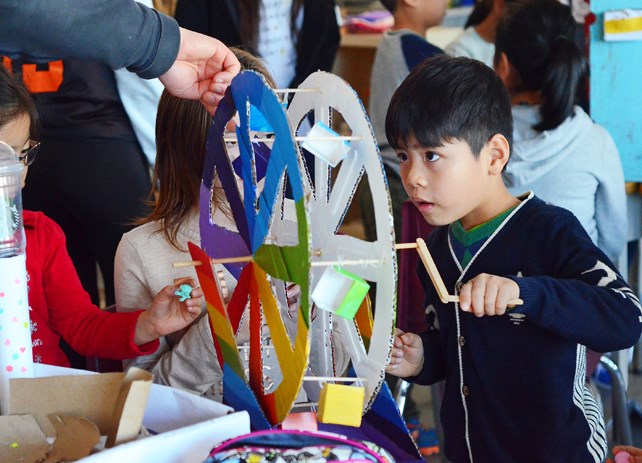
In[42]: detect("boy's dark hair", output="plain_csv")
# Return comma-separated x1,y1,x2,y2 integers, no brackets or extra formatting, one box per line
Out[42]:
0,65,40,140
379,0,397,14
495,0,586,132
385,54,513,157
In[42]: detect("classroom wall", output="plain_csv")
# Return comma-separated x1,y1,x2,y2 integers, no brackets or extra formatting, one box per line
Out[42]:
590,1,642,182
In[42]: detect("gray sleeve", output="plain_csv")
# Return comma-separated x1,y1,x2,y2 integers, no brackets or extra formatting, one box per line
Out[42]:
114,234,154,311
594,130,627,264
114,234,168,371
0,0,180,79
151,315,224,398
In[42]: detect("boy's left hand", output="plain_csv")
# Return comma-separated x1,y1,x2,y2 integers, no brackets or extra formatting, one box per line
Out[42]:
458,273,520,317
612,446,642,462
134,278,204,345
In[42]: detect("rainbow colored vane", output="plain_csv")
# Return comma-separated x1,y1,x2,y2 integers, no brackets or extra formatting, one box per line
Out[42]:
194,71,311,426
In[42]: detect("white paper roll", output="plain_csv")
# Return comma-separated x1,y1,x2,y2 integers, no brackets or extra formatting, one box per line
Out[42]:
0,253,33,413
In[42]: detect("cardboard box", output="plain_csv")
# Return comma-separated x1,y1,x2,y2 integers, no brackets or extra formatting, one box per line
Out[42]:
1,364,249,463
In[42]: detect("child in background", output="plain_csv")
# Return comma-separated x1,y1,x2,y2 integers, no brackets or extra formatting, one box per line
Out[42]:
362,0,446,242
445,0,514,67
496,0,626,265
0,66,204,367
174,0,339,90
115,48,350,397
384,54,641,462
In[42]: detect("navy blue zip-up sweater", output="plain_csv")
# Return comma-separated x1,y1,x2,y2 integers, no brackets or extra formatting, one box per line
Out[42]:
412,193,641,462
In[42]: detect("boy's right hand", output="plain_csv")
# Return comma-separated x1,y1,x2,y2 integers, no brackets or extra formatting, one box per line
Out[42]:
459,273,520,317
386,329,424,378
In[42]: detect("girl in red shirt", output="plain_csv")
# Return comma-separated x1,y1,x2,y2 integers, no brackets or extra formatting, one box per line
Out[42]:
0,65,203,367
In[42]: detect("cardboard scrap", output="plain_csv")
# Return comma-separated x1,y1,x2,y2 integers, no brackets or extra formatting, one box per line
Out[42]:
45,414,101,463
0,414,101,463
0,415,49,463
7,367,152,446
8,372,122,438
105,368,153,448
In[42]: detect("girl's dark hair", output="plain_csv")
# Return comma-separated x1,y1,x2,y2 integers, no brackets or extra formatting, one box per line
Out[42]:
464,0,517,28
386,55,513,157
0,65,40,140
495,0,587,131
465,0,493,28
239,0,304,54
145,88,211,250
142,47,276,250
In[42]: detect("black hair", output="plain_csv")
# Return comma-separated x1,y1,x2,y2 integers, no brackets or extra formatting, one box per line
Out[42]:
495,0,587,131
465,0,492,28
0,66,40,140
380,0,397,14
464,0,517,29
385,54,513,157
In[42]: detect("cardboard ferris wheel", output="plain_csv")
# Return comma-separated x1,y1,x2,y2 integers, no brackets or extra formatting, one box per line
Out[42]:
180,70,424,462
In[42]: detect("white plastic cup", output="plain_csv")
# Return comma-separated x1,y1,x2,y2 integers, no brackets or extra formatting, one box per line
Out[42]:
0,141,25,258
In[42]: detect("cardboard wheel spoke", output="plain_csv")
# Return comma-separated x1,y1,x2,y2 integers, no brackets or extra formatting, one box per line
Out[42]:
287,72,397,411
195,71,312,427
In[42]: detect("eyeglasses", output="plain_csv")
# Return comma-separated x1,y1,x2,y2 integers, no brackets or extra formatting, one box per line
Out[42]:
18,140,40,166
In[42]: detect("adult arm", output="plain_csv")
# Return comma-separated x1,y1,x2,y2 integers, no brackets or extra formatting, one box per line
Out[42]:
1,0,179,79
1,0,240,111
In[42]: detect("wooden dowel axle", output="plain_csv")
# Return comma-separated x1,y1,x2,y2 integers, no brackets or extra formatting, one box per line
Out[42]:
394,243,418,250
302,376,367,382
172,239,523,307
223,135,361,143
273,88,321,94
173,242,426,268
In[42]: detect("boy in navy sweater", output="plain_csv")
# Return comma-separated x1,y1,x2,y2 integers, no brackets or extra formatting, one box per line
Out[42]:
385,54,642,462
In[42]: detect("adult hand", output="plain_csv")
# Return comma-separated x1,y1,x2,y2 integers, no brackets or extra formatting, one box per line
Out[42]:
159,27,241,114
